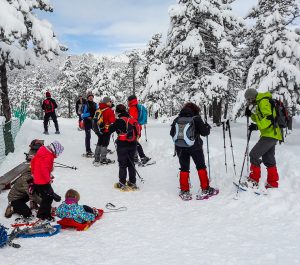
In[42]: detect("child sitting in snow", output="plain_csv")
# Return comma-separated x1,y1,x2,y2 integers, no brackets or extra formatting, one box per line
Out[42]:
56,189,98,223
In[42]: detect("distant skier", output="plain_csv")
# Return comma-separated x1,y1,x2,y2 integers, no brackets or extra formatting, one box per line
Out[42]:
75,95,86,130
109,104,140,191
31,140,64,221
170,102,218,201
127,95,151,165
42,91,60,134
241,89,282,189
81,92,98,156
92,96,116,166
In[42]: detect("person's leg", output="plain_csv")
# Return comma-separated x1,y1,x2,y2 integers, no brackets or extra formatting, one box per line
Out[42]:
11,195,31,218
51,113,59,132
84,120,92,152
117,146,128,185
43,113,50,132
177,148,191,192
83,205,94,214
128,145,137,184
94,144,101,162
35,184,54,219
191,147,209,190
136,142,146,158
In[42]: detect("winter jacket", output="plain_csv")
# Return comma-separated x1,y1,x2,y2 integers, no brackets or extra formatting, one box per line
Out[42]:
75,98,86,115
8,169,41,204
81,101,98,119
31,146,56,185
170,107,210,148
56,200,95,223
128,98,142,131
251,92,282,141
109,112,138,147
93,103,116,135
42,98,57,113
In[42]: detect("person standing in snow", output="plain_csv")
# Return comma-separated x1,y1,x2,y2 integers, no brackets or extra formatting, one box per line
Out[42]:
241,89,282,189
92,96,116,166
31,141,64,221
109,104,139,191
170,102,218,201
81,92,98,156
42,91,60,134
75,95,86,130
127,95,151,165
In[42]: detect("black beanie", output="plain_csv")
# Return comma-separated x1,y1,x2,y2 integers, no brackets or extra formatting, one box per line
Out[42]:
116,104,127,114
127,95,137,101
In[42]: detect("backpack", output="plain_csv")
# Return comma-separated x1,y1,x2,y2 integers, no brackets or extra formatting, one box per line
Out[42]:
44,99,54,113
137,104,148,125
118,117,140,142
0,225,8,248
93,108,108,133
172,117,196,148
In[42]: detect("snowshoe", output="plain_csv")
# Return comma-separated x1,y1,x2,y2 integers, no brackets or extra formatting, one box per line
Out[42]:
55,131,60,134
15,223,60,238
100,158,115,165
114,183,130,192
43,131,49,135
82,151,94,158
233,181,266,196
12,216,38,227
138,160,156,167
92,161,101,167
196,187,219,200
179,191,192,201
126,181,139,191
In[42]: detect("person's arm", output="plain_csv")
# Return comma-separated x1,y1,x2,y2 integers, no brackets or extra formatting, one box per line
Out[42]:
78,205,96,222
195,116,210,137
52,99,58,109
170,118,177,137
75,101,79,113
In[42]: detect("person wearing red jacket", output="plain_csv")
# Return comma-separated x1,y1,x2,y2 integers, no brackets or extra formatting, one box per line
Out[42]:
31,141,64,220
127,95,151,165
92,97,116,166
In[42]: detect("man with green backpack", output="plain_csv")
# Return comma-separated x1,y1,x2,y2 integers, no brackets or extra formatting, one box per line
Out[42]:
241,88,286,190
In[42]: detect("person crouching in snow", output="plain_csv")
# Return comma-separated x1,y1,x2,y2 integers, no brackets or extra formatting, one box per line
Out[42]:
242,89,282,189
56,189,98,223
109,104,140,191
92,96,116,166
31,140,64,221
170,102,218,201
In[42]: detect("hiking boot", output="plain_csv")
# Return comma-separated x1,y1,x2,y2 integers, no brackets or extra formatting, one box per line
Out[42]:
240,177,259,190
196,187,219,200
114,182,128,191
43,131,49,135
265,183,278,189
141,156,151,165
15,215,35,225
55,131,60,134
5,204,14,218
93,160,101,167
127,181,139,190
86,150,94,157
100,158,115,165
179,190,192,201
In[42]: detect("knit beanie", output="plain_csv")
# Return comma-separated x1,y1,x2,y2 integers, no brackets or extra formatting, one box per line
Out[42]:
50,141,64,156
86,91,94,98
116,104,127,114
127,95,137,101
46,91,51,98
244,89,258,101
102,96,112,104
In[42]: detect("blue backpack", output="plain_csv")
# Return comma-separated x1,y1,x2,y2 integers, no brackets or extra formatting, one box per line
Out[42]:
0,225,8,248
137,104,148,125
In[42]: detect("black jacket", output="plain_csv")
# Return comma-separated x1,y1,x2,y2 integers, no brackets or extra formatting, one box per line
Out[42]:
170,107,210,147
109,112,137,147
75,98,86,114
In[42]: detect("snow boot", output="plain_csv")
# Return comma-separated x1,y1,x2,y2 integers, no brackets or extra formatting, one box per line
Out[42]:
55,130,60,134
94,145,101,163
114,182,129,191
43,131,49,135
266,166,279,188
239,177,259,190
179,172,190,192
100,158,115,165
179,190,192,201
196,187,219,200
141,156,151,165
197,169,209,190
86,150,94,157
127,181,139,190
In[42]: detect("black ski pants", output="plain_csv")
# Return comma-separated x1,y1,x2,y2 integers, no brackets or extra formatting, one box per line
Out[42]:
136,142,146,158
84,119,92,152
11,195,32,218
117,144,137,185
44,112,59,132
34,184,53,220
97,132,111,147
250,137,277,167
176,145,206,172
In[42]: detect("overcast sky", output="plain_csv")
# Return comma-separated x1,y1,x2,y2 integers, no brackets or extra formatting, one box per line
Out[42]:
41,0,299,55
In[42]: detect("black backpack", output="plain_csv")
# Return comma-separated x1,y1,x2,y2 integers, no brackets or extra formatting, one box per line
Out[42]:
172,117,196,148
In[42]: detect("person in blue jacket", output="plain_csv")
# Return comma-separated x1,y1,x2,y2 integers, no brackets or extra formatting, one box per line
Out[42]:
82,91,98,156
56,189,98,223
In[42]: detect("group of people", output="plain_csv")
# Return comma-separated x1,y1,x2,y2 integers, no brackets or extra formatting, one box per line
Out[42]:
4,87,282,223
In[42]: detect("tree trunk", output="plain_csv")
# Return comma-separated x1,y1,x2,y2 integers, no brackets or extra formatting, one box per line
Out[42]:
212,98,222,125
223,102,228,120
68,98,71,118
0,62,12,122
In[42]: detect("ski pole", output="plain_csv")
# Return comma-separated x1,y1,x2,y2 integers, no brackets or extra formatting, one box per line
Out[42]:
144,125,148,142
54,162,77,170
235,130,252,199
226,120,237,178
246,116,250,174
222,121,228,174
204,106,211,180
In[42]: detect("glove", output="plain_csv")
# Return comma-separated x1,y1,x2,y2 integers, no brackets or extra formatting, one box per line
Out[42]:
248,123,258,132
204,122,211,129
245,107,252,117
30,200,39,210
52,192,61,202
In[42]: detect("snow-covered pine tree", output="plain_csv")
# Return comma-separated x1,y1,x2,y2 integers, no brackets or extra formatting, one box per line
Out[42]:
75,55,93,98
0,0,63,122
246,0,300,115
57,56,78,118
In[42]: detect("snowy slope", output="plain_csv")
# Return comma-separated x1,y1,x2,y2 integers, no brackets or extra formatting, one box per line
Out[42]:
0,118,300,265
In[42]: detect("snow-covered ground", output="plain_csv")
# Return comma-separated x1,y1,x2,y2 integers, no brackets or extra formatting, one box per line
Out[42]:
0,117,300,265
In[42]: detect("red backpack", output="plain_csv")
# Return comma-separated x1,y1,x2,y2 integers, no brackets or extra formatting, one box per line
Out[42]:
118,117,140,142
44,99,54,113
